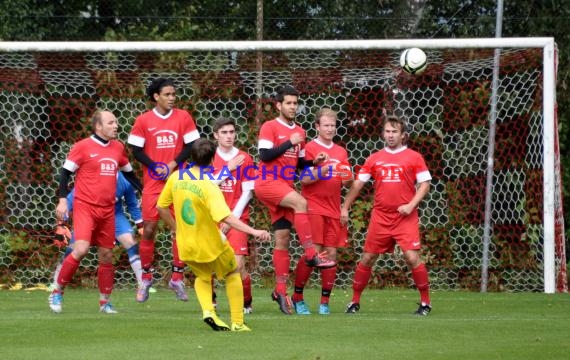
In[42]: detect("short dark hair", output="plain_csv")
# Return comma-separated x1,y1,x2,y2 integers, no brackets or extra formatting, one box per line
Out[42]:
213,117,236,133
274,85,299,103
146,78,175,102
190,138,216,166
382,115,410,144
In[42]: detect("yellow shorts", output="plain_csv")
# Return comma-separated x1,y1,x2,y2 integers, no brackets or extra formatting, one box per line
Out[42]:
186,245,237,281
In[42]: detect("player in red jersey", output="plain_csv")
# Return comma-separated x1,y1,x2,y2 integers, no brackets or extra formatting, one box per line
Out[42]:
211,117,257,313
254,85,336,315
50,110,142,314
290,108,353,315
128,78,201,303
342,115,433,316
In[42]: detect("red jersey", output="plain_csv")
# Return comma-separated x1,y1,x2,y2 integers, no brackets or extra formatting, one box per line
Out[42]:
301,139,350,219
63,136,130,207
256,118,305,186
212,147,256,220
357,146,431,224
128,108,199,194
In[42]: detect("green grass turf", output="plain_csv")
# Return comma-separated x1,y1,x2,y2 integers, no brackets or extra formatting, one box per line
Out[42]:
0,287,569,360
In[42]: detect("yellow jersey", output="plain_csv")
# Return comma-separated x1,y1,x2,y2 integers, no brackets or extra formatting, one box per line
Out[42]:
157,167,232,263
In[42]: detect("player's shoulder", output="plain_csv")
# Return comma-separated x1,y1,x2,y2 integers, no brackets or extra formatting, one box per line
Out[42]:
172,108,194,121
306,139,318,147
238,149,254,160
260,118,278,128
76,136,95,145
331,142,349,158
400,146,424,159
135,109,154,122
109,139,126,149
172,107,191,115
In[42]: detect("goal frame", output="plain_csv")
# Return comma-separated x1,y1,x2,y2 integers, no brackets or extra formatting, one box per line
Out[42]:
0,37,560,293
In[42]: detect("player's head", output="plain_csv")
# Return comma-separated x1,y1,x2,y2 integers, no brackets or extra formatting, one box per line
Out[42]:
382,115,409,148
91,109,118,140
315,108,337,143
190,138,217,167
274,85,299,122
146,78,176,111
213,117,237,149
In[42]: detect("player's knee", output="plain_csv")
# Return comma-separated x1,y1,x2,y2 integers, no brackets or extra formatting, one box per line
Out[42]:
292,196,308,212
272,217,292,232
404,251,421,268
360,253,377,267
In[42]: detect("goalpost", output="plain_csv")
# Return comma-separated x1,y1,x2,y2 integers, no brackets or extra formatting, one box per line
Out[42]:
0,38,565,293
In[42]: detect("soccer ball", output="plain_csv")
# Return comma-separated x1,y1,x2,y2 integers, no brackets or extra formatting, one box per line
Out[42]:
400,48,427,75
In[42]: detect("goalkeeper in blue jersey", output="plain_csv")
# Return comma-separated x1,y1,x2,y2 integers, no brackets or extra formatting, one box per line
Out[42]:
51,171,144,299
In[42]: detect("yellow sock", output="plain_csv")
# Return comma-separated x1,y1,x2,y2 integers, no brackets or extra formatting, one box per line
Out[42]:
225,272,244,325
195,277,215,313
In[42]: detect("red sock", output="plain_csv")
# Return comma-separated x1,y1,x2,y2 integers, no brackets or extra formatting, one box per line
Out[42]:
139,238,154,269
242,275,252,304
292,256,313,302
320,266,337,304
170,236,185,282
273,249,290,295
351,262,372,303
411,263,430,305
293,212,316,258
57,254,81,288
98,262,114,297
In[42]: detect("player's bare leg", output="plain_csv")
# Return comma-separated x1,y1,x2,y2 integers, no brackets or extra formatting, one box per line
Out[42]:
279,192,335,269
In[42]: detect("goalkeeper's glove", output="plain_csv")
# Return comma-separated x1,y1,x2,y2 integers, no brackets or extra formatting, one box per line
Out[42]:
54,222,71,248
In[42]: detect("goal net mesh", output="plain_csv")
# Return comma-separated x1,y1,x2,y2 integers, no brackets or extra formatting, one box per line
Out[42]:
0,46,565,292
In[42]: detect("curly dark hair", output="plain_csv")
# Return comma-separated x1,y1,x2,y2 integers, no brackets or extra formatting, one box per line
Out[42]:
146,78,175,102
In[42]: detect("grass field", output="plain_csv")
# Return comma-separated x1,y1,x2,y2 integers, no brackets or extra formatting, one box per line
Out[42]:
1,287,569,360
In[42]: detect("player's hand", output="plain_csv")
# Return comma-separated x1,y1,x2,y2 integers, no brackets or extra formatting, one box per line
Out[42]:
313,152,329,166
252,229,271,242
54,222,71,248
290,132,304,145
55,199,68,222
167,160,178,174
340,208,349,226
320,164,332,176
136,223,144,236
397,204,414,216
227,155,245,171
220,223,230,234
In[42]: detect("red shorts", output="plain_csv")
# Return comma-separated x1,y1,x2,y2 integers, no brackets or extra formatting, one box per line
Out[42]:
254,179,295,224
309,214,348,248
226,228,249,255
142,192,174,222
73,199,115,248
364,214,421,254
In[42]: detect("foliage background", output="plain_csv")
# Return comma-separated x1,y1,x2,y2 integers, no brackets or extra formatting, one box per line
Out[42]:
0,0,567,287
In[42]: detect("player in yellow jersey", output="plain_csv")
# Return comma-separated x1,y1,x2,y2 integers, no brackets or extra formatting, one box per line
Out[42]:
157,138,270,332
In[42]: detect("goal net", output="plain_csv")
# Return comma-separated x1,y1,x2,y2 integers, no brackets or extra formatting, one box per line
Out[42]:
0,39,565,293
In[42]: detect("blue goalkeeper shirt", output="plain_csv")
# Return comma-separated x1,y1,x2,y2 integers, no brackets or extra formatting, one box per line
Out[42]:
66,172,142,237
